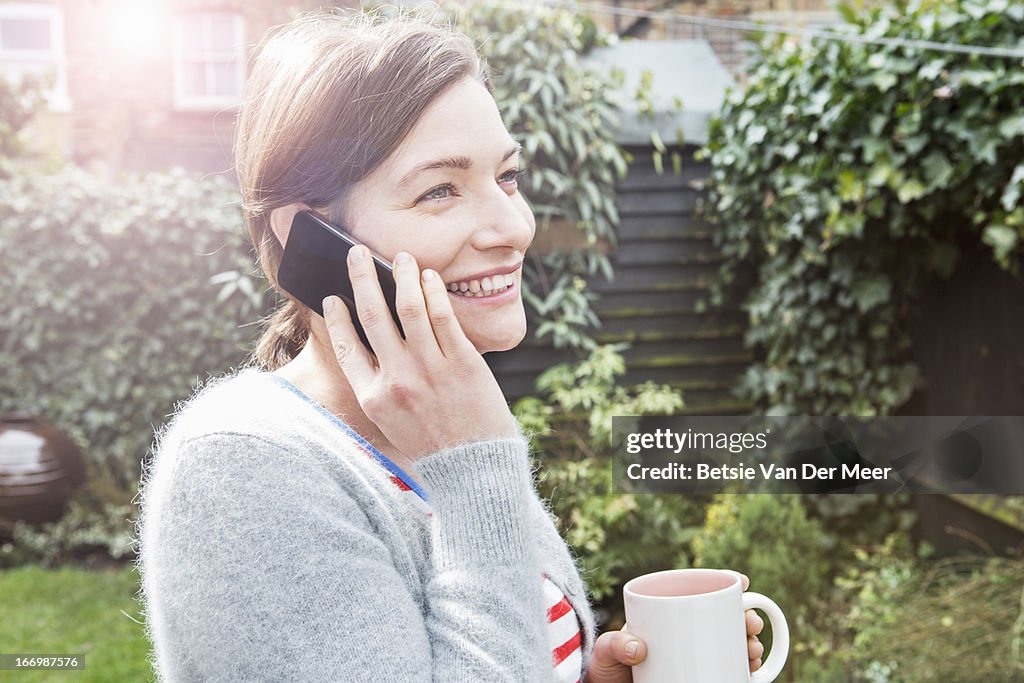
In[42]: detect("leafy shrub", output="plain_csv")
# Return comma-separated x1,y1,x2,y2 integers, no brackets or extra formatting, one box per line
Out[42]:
515,346,704,615
698,0,1024,414
693,494,832,681
0,165,264,500
2,491,136,568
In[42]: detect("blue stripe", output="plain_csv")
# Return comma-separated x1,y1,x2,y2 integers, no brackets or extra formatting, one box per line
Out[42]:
264,372,431,505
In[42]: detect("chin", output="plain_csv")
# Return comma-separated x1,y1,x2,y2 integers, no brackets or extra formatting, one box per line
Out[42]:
471,324,527,355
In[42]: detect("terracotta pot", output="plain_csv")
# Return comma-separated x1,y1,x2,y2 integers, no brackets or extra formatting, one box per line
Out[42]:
0,412,87,527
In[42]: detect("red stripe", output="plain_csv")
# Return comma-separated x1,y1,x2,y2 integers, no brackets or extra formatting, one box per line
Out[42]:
546,595,573,622
552,630,581,666
389,474,411,491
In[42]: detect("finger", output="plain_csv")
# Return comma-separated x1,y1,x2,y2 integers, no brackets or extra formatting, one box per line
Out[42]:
390,252,440,357
420,268,476,358
348,245,403,360
592,629,647,668
322,295,377,387
750,657,763,673
740,573,750,591
747,635,765,661
745,609,764,636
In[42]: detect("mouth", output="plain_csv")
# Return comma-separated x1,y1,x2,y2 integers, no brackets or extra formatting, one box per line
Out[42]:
445,265,520,299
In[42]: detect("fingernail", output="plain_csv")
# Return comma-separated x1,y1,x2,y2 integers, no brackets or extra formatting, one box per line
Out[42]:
625,640,639,660
349,245,364,263
322,296,334,314
422,269,436,282
395,251,410,265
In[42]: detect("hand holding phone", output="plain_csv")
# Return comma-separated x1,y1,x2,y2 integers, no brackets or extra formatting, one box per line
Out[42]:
277,210,403,352
320,249,519,459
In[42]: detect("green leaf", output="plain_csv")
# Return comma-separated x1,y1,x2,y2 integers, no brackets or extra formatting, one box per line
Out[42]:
922,152,954,190
836,1,858,24
999,115,1024,140
1001,164,1024,211
901,134,928,156
872,72,897,92
982,224,1019,263
897,178,927,203
867,163,892,187
838,170,865,202
850,275,892,313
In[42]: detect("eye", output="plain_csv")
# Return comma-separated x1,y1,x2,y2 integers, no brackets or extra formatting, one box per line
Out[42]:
499,167,528,187
416,183,457,204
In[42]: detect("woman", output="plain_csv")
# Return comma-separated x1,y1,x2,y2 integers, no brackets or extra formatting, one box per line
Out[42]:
136,9,764,682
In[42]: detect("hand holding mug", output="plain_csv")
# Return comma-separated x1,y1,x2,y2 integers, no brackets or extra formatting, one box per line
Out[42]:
622,569,789,683
586,573,766,683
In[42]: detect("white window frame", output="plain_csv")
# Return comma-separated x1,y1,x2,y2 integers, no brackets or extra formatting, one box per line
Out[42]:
0,3,71,112
171,12,245,111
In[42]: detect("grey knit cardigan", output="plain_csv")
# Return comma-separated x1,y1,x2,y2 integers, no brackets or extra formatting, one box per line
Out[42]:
134,367,596,682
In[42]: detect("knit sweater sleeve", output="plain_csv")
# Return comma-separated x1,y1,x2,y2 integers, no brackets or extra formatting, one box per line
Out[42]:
138,431,551,683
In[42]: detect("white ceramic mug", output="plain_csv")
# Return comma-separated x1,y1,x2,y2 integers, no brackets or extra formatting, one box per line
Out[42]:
623,568,790,683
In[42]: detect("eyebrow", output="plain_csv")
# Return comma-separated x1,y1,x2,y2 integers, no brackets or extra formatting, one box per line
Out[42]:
396,142,522,191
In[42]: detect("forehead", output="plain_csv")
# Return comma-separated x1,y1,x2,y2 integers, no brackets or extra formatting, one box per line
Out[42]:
384,77,515,169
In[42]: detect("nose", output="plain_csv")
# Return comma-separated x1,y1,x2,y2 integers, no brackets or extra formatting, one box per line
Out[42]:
468,185,535,253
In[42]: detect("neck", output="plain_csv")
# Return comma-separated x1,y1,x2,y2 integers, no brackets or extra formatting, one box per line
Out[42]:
272,319,415,473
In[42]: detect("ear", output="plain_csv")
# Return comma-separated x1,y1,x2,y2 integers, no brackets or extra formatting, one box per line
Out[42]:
269,202,312,249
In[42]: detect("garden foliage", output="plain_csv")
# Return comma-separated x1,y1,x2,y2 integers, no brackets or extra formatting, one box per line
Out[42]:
515,346,700,607
699,0,1024,415
0,167,263,495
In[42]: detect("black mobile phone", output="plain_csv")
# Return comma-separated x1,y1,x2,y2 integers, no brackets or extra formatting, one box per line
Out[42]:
277,210,402,352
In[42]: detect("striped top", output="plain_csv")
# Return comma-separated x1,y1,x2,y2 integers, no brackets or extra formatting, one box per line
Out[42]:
268,373,584,681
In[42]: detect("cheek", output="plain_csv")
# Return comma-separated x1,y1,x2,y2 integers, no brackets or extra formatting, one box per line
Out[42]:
351,213,460,267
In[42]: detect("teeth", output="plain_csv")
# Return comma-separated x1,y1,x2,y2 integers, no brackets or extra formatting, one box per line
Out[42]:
445,273,517,298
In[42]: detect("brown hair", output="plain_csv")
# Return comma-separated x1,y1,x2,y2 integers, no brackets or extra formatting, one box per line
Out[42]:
234,9,490,370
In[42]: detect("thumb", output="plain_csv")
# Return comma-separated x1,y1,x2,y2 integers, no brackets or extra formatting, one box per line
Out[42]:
590,630,647,675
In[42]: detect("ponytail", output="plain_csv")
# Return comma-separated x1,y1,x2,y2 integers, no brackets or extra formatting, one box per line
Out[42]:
247,300,310,371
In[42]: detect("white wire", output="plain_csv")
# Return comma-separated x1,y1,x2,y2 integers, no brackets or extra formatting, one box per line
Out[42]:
515,0,1024,60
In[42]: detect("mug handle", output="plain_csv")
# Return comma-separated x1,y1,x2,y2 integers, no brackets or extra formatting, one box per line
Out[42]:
743,592,790,683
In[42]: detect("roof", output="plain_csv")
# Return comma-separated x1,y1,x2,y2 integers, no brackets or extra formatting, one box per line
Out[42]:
582,38,735,147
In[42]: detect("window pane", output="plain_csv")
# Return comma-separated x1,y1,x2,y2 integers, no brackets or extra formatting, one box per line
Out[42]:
208,15,235,52
179,17,203,53
211,61,238,96
1,18,52,51
181,61,206,96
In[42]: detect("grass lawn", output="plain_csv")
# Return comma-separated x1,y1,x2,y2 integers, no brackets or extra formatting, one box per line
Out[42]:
0,564,154,682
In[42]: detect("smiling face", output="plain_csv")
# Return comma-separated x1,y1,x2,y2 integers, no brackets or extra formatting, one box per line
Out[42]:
338,77,536,354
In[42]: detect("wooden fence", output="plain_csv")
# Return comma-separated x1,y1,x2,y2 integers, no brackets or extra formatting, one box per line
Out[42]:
488,145,753,414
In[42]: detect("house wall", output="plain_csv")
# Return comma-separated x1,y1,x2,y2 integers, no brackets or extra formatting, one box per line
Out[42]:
6,0,340,177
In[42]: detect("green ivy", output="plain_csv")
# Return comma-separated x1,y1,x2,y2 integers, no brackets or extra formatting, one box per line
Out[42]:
698,0,1024,415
